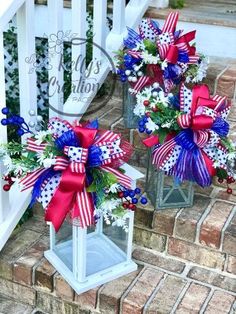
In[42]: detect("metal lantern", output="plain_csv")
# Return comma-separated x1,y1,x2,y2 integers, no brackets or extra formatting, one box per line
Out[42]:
145,149,194,209
123,83,139,129
44,164,143,295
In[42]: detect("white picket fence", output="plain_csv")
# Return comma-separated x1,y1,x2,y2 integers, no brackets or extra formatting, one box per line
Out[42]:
0,0,152,250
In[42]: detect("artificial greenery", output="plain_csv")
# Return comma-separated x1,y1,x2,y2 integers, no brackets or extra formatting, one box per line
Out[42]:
169,0,185,9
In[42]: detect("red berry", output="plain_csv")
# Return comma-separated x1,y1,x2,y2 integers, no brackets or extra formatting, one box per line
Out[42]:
118,191,124,198
227,177,233,184
227,188,233,194
3,184,11,192
143,100,150,106
152,107,158,112
128,203,136,210
123,202,129,209
218,178,224,184
145,112,151,117
231,178,236,183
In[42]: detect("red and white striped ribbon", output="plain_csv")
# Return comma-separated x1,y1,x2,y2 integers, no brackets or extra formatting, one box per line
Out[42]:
177,113,191,129
27,138,47,153
152,138,176,167
193,130,210,148
20,168,47,191
54,156,69,171
102,166,132,189
162,12,179,34
76,188,93,228
130,76,150,94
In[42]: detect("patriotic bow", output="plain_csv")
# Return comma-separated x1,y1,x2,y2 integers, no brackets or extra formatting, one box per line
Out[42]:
152,84,231,187
20,118,132,232
128,12,199,94
156,12,198,65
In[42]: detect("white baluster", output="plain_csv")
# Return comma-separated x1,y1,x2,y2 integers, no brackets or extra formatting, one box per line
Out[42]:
0,31,9,224
63,0,87,119
112,0,126,35
93,0,107,60
48,0,64,118
17,0,37,140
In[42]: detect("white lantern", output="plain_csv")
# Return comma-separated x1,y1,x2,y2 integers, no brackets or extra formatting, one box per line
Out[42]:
44,164,143,294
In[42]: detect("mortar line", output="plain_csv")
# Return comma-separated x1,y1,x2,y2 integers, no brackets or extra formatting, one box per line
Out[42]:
170,282,191,314
214,64,229,94
133,245,236,279
143,273,167,314
229,300,236,314
195,199,215,244
220,206,236,252
95,284,105,311
199,288,214,314
172,207,184,238
110,117,123,131
119,266,147,314
133,260,236,296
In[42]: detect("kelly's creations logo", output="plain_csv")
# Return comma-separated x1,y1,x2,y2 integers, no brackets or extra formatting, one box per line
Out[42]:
25,31,116,117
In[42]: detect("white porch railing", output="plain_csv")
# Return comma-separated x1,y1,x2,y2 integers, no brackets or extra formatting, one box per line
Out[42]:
0,0,151,250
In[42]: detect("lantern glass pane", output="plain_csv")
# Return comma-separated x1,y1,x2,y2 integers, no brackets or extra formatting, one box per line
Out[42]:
54,219,73,271
146,150,194,209
85,218,129,277
123,83,139,129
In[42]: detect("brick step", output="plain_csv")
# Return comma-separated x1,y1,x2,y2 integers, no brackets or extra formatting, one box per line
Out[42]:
0,218,235,314
134,190,236,274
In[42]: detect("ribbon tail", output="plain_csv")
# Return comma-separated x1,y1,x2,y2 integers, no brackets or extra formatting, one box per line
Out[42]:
74,188,94,228
101,166,132,189
45,189,76,232
162,12,179,33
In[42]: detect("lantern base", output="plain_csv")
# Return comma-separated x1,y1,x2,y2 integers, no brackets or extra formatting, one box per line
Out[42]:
44,233,137,295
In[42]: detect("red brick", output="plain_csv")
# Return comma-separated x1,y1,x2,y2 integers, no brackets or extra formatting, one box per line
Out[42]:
146,275,187,313
216,79,235,99
133,247,185,273
199,201,233,248
168,238,225,270
204,290,235,314
13,236,49,286
219,66,236,82
176,283,210,313
0,228,42,281
34,258,56,292
99,269,141,313
227,255,236,275
134,203,154,229
54,273,74,301
133,227,166,252
152,208,181,236
0,277,36,306
122,268,164,314
74,287,99,310
188,266,236,293
175,195,211,242
133,129,147,150
111,118,131,141
99,107,122,129
223,213,236,256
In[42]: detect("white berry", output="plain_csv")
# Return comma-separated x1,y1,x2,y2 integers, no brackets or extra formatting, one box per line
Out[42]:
153,82,159,89
29,121,35,128
152,91,158,97
125,70,131,76
137,71,143,76
28,110,36,116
